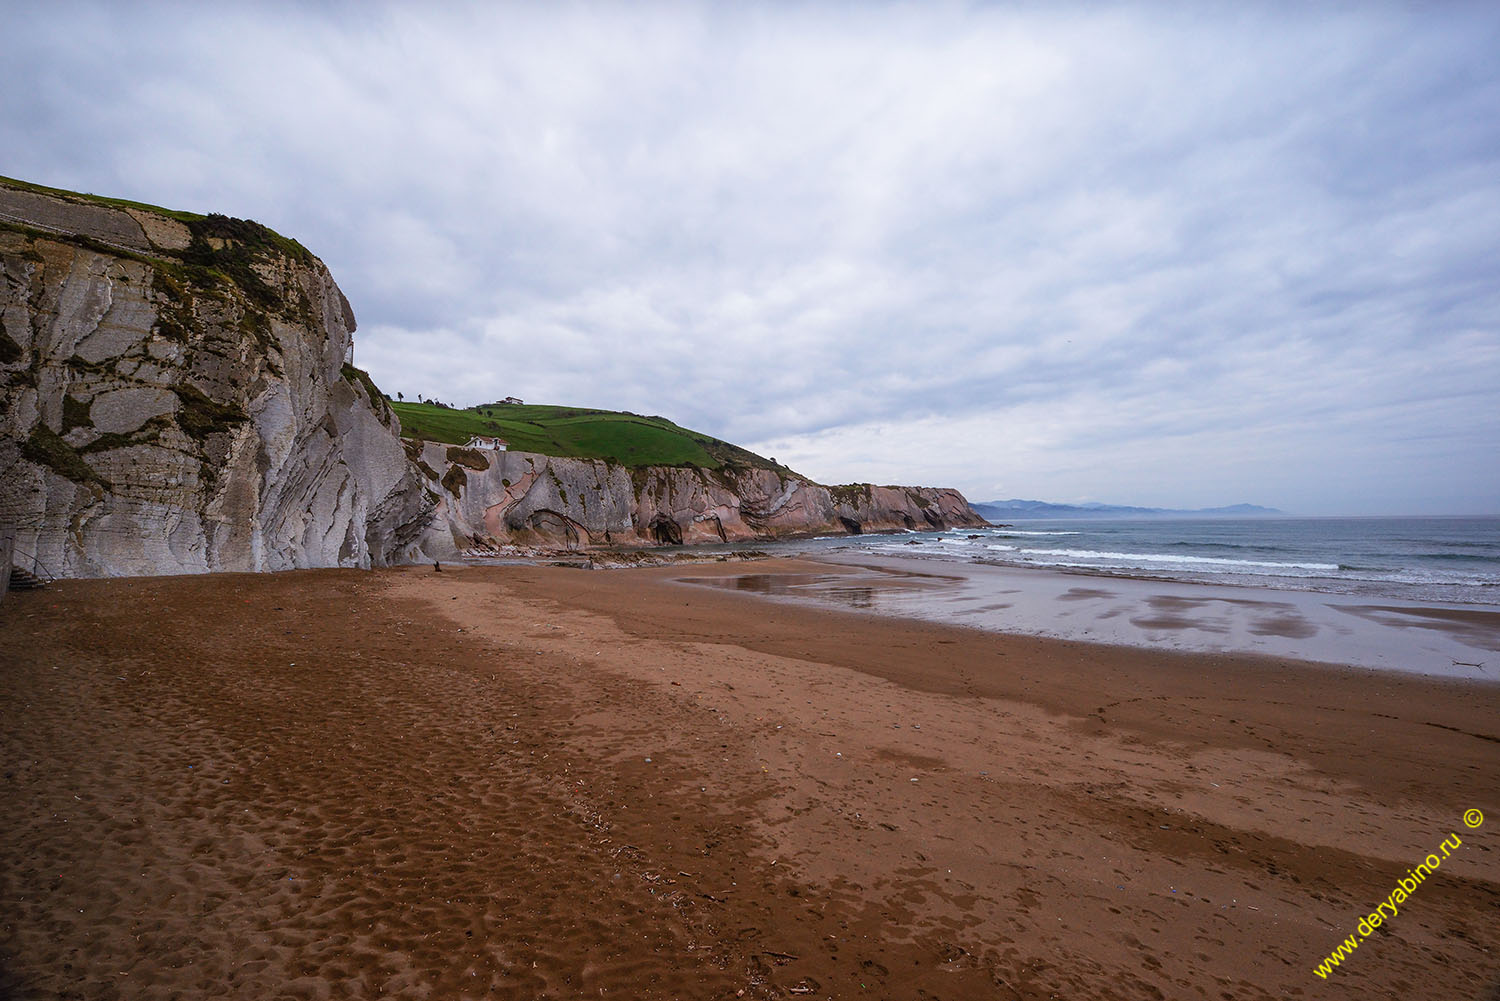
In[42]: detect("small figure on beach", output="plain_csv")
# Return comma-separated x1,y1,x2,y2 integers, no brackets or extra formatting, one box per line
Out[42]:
433,560,441,572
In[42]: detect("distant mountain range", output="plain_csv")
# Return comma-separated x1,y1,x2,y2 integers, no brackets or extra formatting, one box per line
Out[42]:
973,499,1283,521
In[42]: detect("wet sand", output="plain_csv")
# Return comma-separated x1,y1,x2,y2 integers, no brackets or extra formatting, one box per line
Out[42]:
693,553,1500,680
2,559,1498,1000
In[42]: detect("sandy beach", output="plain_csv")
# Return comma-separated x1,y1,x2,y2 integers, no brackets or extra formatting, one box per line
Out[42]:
2,558,1497,1000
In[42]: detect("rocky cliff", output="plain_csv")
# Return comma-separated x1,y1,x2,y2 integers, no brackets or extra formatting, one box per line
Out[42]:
0,177,985,577
407,441,987,555
0,179,433,576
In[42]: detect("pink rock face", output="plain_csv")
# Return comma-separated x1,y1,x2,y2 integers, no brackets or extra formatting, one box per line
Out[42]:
414,445,989,555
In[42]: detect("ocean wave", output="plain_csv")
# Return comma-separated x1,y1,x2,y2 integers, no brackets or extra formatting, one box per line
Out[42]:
1416,552,1500,562
839,520,1500,596
1165,541,1284,553
1334,567,1500,587
1395,538,1495,549
1015,558,1334,578
850,542,1499,594
1014,547,1339,571
992,530,1080,536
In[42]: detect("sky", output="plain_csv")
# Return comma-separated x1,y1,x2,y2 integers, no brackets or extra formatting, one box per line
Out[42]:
4,2,1498,515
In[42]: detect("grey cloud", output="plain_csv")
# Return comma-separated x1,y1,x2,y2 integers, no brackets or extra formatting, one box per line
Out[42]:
3,1,1497,513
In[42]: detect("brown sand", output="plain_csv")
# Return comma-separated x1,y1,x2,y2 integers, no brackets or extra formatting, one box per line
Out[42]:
1,558,1497,1000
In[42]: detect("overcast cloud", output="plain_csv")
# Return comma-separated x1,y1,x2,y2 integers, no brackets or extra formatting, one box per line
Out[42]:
5,1,1498,514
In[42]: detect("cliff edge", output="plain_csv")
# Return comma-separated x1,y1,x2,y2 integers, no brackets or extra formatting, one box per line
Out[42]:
0,177,433,576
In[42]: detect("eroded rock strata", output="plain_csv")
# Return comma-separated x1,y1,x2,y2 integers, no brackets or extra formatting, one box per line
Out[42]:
0,181,433,576
0,178,985,576
408,442,985,555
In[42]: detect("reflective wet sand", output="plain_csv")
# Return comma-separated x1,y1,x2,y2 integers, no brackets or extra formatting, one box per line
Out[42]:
685,554,1500,679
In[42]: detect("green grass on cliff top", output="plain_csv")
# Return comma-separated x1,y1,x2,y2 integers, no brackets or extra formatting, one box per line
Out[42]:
2,174,788,476
391,401,790,472
0,175,310,259
2,174,210,223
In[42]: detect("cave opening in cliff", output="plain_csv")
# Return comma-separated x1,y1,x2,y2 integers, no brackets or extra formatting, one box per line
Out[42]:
649,516,683,546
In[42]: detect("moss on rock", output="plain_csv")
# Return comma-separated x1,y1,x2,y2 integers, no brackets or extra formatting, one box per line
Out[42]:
0,328,22,365
342,363,385,405
61,395,92,432
172,384,247,442
150,267,199,343
444,446,491,471
21,424,109,488
829,483,872,506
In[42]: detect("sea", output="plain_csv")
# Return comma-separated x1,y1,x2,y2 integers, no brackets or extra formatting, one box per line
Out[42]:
776,516,1500,607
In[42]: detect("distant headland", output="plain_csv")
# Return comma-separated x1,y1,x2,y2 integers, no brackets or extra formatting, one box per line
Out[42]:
973,499,1283,520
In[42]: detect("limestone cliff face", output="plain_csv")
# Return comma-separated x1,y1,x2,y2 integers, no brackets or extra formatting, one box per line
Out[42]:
0,177,985,577
0,181,434,576
409,442,988,555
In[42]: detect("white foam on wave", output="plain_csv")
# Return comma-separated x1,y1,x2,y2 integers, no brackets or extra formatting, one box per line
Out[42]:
1016,547,1338,571
993,530,1080,536
1331,566,1500,588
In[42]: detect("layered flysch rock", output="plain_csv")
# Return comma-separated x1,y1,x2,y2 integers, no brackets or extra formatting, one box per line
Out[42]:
0,179,434,576
407,441,987,555
0,176,986,577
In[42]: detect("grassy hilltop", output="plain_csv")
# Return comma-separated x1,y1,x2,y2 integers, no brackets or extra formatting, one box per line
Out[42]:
391,401,790,472
0,176,789,477
0,174,209,223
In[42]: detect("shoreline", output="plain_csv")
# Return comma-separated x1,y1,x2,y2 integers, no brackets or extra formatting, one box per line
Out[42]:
3,563,1497,999
669,551,1500,682
646,513,1500,612
459,514,1500,612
